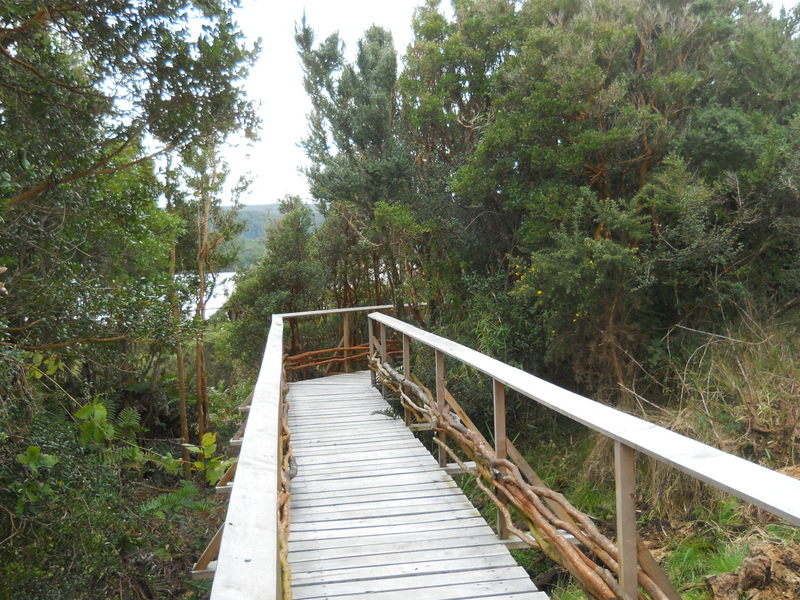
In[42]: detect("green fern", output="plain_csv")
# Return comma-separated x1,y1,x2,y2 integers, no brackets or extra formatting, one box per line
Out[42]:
100,445,144,467
114,407,143,440
141,481,211,517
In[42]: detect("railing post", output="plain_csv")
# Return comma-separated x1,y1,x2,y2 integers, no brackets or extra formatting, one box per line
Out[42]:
368,316,375,387
379,322,388,398
435,349,446,468
342,312,351,373
615,440,638,599
402,334,411,425
493,379,508,539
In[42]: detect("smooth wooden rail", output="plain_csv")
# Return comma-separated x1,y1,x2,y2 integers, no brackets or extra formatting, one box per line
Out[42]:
210,313,284,599
208,305,398,600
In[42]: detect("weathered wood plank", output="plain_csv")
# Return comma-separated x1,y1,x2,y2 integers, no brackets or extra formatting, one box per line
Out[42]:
292,463,445,484
291,566,535,599
287,522,497,553
290,481,461,507
292,553,518,585
289,507,481,533
299,584,547,600
289,534,510,567
288,516,492,543
291,495,475,522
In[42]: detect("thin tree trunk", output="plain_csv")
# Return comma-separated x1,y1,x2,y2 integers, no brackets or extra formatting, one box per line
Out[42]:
171,250,191,477
167,201,191,477
194,151,217,439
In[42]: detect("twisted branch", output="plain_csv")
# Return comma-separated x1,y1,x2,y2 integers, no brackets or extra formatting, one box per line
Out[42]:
369,355,671,600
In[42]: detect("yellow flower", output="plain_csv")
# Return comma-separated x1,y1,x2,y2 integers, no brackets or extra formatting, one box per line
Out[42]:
537,290,543,295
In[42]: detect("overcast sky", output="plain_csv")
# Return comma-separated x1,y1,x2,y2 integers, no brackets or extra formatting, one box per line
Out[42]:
223,0,798,207
222,0,428,206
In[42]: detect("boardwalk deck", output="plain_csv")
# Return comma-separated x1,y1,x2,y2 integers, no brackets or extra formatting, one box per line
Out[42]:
287,371,547,600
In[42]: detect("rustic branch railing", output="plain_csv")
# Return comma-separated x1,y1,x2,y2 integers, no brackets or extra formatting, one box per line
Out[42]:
207,305,394,600
368,311,800,600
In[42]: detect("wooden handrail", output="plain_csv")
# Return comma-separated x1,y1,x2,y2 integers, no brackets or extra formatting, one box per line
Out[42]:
210,314,284,599
369,311,800,526
208,304,400,599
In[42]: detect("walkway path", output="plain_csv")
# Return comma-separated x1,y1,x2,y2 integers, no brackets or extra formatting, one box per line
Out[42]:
286,371,548,599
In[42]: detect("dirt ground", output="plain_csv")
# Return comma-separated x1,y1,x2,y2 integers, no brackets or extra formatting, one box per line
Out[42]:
706,541,800,600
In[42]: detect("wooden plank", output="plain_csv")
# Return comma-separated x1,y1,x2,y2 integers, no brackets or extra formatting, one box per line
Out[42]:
297,582,547,600
210,315,283,600
290,481,462,507
280,304,394,319
291,436,416,452
435,349,446,467
190,559,218,580
289,417,409,430
289,471,454,494
494,378,509,539
192,525,224,579
289,534,511,566
288,524,497,554
296,451,435,470
289,508,481,534
294,458,442,479
292,553,518,585
294,446,432,466
291,566,535,599
291,495,480,522
288,516,491,543
292,461,444,482
442,460,477,474
370,312,800,525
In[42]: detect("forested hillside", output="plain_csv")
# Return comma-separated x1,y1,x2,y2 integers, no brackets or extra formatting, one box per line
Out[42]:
222,203,323,268
2,0,800,599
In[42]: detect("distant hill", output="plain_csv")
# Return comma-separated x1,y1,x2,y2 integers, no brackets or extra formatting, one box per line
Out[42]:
225,203,324,240
222,203,324,268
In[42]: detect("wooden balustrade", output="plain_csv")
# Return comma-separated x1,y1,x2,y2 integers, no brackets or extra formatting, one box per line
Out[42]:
198,305,800,600
369,311,800,600
206,304,396,600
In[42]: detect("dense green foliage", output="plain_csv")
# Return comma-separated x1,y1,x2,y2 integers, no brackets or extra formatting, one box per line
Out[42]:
227,9,800,596
263,0,800,405
3,0,800,597
0,2,256,597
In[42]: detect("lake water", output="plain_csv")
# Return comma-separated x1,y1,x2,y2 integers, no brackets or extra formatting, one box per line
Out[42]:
205,271,236,319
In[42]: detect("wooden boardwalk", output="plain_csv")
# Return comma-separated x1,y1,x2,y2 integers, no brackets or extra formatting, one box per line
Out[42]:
287,371,547,600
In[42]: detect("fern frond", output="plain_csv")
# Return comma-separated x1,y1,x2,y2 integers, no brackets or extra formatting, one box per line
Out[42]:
141,481,211,516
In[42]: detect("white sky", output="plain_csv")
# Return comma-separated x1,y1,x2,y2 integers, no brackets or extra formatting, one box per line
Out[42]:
223,0,798,207
223,0,428,206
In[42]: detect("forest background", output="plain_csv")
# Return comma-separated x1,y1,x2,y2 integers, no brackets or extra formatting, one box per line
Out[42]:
2,1,800,599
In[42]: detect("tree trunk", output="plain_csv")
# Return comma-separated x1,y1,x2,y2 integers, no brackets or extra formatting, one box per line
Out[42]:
167,201,191,477
194,152,217,439
168,241,191,479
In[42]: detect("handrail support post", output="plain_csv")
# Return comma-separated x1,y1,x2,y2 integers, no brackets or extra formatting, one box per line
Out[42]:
368,317,375,387
493,379,509,539
615,440,638,600
379,322,388,398
435,349,446,468
342,312,351,373
402,334,411,425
